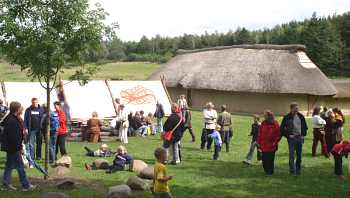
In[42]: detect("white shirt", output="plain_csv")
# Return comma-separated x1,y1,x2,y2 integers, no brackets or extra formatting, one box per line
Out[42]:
203,108,217,129
312,115,326,129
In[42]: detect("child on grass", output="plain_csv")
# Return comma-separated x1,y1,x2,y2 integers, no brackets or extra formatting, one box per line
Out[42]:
208,125,223,160
85,145,133,173
84,144,115,157
153,147,173,198
243,115,262,165
331,140,350,180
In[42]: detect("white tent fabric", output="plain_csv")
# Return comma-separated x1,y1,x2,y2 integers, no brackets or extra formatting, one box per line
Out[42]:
62,80,115,120
108,81,171,116
3,82,58,110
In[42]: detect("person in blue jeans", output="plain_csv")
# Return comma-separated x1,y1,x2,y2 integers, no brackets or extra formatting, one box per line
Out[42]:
24,98,44,164
1,101,36,191
41,107,60,164
280,102,308,175
154,101,165,135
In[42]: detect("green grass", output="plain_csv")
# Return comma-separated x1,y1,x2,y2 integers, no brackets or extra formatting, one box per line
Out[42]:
0,61,160,81
0,112,349,198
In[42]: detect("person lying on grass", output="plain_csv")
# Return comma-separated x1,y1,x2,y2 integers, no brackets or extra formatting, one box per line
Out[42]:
153,147,173,198
84,144,115,157
331,140,350,180
85,145,133,173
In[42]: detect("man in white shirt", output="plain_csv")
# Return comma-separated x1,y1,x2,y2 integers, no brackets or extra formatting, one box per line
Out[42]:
201,102,217,150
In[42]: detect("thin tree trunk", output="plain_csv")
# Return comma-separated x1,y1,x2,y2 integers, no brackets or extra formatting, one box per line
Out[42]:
44,78,51,180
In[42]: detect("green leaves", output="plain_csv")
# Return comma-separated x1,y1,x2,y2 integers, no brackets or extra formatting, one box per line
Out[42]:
0,0,115,83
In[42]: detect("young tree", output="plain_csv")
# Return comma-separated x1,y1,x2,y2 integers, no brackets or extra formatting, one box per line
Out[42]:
0,0,115,178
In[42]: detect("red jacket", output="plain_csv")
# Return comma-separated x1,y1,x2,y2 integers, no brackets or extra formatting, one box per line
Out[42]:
332,143,350,155
57,109,67,135
257,121,281,152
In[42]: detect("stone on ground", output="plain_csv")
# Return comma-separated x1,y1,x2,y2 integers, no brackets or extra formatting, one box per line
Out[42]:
138,166,154,180
126,176,150,191
42,192,69,198
132,160,148,173
107,185,132,198
54,166,71,177
56,179,76,190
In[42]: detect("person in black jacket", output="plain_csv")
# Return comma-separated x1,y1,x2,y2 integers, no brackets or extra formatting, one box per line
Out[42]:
280,102,308,175
163,103,185,165
154,101,165,135
1,101,36,191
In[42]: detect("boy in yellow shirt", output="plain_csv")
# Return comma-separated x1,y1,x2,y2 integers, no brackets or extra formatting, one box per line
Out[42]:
153,147,173,198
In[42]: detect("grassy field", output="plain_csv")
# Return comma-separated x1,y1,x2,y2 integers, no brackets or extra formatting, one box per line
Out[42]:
0,61,160,81
0,112,349,198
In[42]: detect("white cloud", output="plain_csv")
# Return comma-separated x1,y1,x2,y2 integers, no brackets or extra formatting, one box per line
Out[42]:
90,0,350,41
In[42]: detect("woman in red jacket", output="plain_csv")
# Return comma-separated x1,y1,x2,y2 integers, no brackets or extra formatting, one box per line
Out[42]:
54,102,68,158
257,110,281,175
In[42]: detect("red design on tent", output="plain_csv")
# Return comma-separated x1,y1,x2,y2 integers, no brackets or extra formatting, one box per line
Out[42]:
120,85,156,105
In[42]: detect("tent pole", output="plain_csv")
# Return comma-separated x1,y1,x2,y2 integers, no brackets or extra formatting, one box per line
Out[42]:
105,80,119,116
160,75,172,104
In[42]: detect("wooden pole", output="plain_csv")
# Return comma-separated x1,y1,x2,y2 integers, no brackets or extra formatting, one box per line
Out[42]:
105,80,119,116
160,75,172,104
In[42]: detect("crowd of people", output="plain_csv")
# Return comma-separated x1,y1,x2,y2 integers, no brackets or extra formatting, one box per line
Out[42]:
0,98,68,191
0,95,349,198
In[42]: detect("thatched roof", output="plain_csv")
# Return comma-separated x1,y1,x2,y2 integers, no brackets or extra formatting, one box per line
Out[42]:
331,79,350,98
148,44,337,96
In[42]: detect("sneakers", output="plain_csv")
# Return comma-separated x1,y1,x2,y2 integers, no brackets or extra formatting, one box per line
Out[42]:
243,160,252,165
22,185,36,192
29,165,34,169
1,184,17,191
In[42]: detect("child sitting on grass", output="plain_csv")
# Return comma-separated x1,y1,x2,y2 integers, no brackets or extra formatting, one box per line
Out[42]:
84,144,115,157
153,147,173,198
243,115,262,165
85,145,133,173
331,140,350,180
208,125,223,160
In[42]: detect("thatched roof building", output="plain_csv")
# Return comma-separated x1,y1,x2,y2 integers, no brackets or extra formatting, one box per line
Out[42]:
149,44,346,115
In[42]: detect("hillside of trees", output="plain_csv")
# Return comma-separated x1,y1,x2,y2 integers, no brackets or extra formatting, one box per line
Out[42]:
2,12,350,77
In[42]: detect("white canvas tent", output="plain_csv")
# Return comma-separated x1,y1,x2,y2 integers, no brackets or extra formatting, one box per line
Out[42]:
2,82,58,110
108,81,172,116
61,80,115,120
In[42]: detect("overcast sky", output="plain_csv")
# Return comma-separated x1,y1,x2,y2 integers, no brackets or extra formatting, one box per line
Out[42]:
89,0,350,41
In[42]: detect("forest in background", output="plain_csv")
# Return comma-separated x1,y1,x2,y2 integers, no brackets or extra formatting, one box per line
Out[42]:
2,12,350,77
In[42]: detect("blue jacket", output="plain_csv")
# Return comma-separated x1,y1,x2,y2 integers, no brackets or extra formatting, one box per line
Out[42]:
209,130,223,146
24,105,44,131
41,111,60,134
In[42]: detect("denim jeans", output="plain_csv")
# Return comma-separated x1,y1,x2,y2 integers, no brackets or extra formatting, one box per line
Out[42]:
154,192,173,198
288,137,303,174
155,118,163,134
27,129,39,164
201,129,213,150
245,141,262,162
169,141,180,163
49,133,57,162
213,145,221,160
3,151,30,188
137,126,148,136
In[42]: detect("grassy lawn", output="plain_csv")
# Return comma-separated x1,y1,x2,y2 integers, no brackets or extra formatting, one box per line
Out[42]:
0,112,349,198
0,61,160,81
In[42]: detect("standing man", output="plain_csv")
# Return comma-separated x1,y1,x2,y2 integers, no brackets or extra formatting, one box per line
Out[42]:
280,102,308,175
201,102,217,150
154,100,165,135
217,105,233,152
24,98,44,163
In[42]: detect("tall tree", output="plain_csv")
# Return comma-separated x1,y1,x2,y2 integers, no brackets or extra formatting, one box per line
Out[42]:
0,0,114,177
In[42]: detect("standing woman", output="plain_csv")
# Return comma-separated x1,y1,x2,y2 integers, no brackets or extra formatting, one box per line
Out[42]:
118,104,129,144
257,110,281,175
311,106,329,158
1,102,36,191
54,102,68,157
163,103,184,165
325,110,341,154
87,112,103,143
